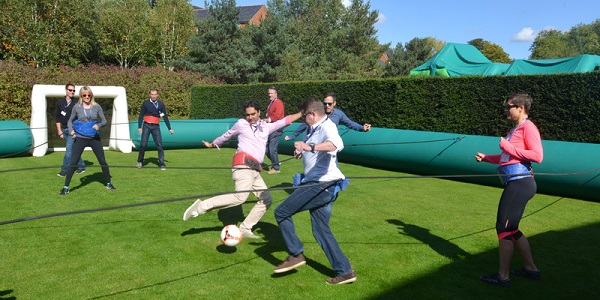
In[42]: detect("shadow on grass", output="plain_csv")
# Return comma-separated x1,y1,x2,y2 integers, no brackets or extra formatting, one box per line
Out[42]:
387,219,471,261
369,222,600,299
0,289,16,300
251,221,336,278
69,171,107,192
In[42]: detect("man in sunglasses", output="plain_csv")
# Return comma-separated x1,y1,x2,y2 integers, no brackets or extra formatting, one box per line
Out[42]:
285,92,371,141
55,83,86,177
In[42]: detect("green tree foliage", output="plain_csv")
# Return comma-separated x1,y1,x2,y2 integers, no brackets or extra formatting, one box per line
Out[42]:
148,0,196,68
185,0,257,83
262,0,384,81
98,0,154,68
384,37,436,77
529,29,575,59
0,0,96,67
529,19,600,59
467,38,511,63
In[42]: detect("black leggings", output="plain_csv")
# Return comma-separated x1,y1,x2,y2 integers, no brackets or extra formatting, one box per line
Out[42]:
496,177,537,240
64,136,111,186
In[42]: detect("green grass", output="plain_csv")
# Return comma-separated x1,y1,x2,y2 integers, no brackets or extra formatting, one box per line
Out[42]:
0,149,598,299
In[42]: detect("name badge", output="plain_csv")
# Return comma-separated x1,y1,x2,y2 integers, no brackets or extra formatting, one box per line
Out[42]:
159,113,165,118
61,111,67,116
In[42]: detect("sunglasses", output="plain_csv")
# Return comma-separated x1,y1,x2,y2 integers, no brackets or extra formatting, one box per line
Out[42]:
504,104,520,110
67,89,76,92
82,94,93,98
323,102,334,106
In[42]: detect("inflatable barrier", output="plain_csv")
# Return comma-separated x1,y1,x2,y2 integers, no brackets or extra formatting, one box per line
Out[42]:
279,126,600,202
0,120,32,158
130,118,240,150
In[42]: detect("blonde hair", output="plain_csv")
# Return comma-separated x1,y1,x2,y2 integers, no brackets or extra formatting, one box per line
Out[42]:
78,86,98,106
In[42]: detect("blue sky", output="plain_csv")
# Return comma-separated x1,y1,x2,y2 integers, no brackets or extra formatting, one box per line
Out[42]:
191,0,600,59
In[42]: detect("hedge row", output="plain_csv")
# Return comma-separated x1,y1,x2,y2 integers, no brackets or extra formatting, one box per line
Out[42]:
191,73,600,143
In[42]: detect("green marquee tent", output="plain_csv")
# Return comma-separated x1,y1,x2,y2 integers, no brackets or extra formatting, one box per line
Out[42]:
409,43,600,77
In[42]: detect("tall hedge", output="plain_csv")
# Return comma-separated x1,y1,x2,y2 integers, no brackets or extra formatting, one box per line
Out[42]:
191,73,600,143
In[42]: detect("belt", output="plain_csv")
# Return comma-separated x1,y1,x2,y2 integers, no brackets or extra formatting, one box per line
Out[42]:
497,163,533,185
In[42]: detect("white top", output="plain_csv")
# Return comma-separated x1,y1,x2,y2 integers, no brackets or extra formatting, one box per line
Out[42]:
302,117,345,182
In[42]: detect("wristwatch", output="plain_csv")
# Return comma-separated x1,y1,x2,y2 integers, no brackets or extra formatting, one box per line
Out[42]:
309,143,315,153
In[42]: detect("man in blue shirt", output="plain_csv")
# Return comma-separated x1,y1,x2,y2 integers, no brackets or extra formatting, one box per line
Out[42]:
284,92,371,141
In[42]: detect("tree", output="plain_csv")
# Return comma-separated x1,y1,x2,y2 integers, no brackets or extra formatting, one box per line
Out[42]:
530,19,600,59
148,0,196,68
467,38,511,63
185,0,258,83
567,21,600,55
263,0,384,81
98,0,154,68
0,0,96,67
384,37,436,77
529,29,574,59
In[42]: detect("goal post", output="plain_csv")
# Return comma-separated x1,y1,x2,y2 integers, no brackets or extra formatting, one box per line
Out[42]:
30,84,132,157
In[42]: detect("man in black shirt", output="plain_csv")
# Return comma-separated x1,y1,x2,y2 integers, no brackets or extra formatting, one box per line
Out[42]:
136,89,174,170
55,83,86,176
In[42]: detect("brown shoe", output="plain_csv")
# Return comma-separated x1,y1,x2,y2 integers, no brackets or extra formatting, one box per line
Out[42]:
274,254,306,273
326,269,357,285
268,169,281,174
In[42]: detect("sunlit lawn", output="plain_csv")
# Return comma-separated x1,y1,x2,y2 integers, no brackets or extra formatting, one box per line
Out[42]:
0,149,598,299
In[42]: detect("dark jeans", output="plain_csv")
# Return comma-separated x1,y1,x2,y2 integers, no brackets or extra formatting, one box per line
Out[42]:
137,123,164,166
60,127,86,173
266,129,283,170
65,136,111,186
274,181,352,276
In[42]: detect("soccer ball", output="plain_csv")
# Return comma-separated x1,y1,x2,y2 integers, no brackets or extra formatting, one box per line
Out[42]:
221,224,243,247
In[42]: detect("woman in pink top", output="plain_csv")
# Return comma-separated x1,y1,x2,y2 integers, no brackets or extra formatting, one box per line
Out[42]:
475,93,544,287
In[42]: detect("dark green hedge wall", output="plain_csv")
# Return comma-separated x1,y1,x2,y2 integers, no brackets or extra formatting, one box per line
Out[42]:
191,73,600,143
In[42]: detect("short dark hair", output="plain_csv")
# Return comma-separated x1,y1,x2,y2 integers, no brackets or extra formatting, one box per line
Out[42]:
505,93,532,114
268,86,278,92
299,97,325,116
65,83,75,90
243,100,261,111
324,92,336,102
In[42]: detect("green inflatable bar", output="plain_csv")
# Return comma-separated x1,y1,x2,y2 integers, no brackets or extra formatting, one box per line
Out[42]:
0,120,32,158
130,119,599,201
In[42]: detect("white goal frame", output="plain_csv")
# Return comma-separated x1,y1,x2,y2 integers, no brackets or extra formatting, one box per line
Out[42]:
30,84,132,157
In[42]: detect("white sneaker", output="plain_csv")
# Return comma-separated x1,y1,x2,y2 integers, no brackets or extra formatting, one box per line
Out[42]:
240,227,261,239
183,199,204,221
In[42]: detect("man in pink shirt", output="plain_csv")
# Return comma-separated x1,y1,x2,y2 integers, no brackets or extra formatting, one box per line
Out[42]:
183,100,301,239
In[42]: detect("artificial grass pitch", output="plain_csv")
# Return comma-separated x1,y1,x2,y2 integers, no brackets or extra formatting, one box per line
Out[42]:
0,149,598,299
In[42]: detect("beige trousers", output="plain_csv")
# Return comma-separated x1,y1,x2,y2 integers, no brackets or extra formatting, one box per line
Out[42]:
199,167,272,231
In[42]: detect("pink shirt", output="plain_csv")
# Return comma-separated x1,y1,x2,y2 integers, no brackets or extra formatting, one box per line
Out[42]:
212,116,292,163
483,119,544,165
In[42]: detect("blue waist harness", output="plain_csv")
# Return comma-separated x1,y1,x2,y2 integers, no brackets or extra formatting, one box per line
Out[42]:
293,174,350,200
73,120,99,137
497,162,532,185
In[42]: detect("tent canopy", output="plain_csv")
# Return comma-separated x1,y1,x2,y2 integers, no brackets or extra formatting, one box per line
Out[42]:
409,43,600,77
408,43,509,77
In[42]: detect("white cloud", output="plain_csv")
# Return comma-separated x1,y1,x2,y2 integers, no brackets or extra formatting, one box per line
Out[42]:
342,0,351,8
511,27,536,42
376,13,387,25
511,26,558,42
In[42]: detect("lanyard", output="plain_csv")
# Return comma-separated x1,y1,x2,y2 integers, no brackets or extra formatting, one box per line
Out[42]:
506,118,528,141
151,100,159,110
83,106,92,121
305,116,328,141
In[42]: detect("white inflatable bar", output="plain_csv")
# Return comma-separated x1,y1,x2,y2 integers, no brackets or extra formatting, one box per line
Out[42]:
30,84,132,157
